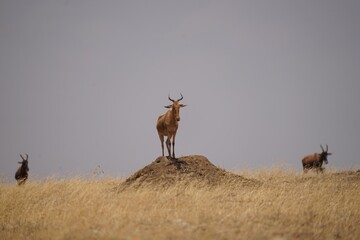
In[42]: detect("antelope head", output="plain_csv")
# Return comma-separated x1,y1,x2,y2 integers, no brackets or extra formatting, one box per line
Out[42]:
165,93,187,121
320,144,332,164
19,154,29,171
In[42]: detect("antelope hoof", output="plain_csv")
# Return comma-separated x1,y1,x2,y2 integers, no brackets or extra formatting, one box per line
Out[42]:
166,156,177,161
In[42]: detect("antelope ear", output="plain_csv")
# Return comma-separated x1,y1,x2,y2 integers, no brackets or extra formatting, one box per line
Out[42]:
327,153,332,155
164,105,172,108
180,104,187,107
18,162,22,164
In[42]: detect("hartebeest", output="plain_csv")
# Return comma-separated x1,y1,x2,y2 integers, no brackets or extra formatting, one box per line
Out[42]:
156,93,186,159
302,145,332,173
15,154,29,185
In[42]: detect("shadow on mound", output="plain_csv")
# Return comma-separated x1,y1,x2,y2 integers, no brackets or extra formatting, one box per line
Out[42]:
116,155,260,191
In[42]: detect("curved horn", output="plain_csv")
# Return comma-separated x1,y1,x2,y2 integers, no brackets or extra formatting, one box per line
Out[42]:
177,93,183,102
326,144,328,152
168,94,175,102
20,154,29,161
320,144,325,152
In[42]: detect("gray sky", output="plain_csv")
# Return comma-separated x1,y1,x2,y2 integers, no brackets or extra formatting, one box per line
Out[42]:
1,0,360,181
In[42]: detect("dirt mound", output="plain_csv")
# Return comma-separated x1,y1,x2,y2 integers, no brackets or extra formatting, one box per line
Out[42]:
117,155,258,190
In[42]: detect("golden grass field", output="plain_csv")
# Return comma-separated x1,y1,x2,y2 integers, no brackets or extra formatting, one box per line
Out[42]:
1,168,360,240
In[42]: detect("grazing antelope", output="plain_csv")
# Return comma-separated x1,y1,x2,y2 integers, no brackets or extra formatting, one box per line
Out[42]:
302,145,332,173
15,154,29,185
156,93,186,159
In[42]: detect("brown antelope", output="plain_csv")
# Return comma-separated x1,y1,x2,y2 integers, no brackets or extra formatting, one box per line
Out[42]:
15,154,29,185
302,145,332,173
156,93,186,159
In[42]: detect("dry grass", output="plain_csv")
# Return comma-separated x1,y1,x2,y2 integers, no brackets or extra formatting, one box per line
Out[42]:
1,169,359,240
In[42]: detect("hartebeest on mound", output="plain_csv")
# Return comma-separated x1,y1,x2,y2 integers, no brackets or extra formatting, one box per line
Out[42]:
15,154,29,185
156,93,186,159
302,145,332,173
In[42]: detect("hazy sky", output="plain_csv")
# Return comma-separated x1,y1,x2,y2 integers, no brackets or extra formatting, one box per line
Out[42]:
1,0,360,181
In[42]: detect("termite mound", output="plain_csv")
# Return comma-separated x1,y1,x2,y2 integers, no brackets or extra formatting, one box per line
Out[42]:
116,155,259,191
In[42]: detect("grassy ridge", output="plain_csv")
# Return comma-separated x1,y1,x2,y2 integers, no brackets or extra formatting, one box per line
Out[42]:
1,170,359,240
